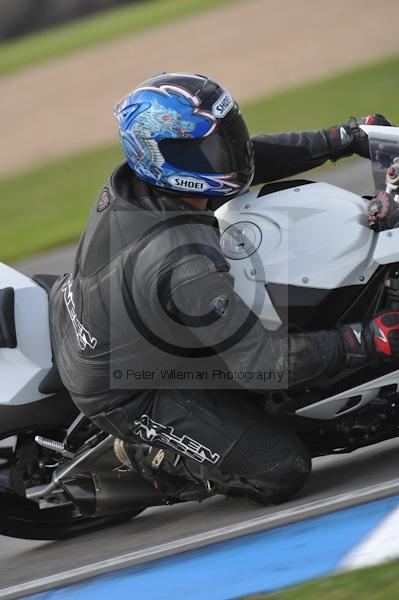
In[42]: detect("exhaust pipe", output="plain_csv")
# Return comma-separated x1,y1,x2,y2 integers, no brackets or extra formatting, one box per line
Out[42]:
61,471,167,517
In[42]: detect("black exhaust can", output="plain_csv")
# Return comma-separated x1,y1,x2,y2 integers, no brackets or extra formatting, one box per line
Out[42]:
62,471,165,517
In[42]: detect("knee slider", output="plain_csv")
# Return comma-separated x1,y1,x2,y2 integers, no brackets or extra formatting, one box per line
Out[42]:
254,442,311,502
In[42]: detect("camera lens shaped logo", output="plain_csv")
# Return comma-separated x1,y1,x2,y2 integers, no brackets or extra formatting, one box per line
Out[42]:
220,222,262,260
114,213,266,360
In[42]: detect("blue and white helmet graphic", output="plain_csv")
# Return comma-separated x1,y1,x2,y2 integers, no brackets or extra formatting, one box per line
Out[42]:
114,73,255,198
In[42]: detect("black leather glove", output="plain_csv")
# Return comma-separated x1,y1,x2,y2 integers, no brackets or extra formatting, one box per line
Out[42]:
339,322,372,368
352,114,395,159
339,310,399,369
324,114,394,161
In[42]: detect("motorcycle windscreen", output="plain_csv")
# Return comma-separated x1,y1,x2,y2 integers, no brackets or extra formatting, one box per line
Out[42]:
363,125,399,194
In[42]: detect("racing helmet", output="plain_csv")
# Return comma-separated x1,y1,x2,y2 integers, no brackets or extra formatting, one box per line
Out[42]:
114,72,255,198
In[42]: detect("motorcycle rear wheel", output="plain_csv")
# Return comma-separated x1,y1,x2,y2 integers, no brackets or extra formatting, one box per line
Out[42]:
0,397,144,540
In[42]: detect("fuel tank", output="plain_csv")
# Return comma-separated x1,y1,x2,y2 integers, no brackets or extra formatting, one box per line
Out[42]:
215,181,377,330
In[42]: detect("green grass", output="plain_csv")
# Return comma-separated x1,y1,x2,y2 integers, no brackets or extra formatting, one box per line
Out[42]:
253,559,399,599
243,53,399,134
2,53,399,263
1,144,122,262
0,0,237,77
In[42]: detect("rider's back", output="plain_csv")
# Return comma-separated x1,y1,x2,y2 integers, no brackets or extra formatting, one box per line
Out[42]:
49,161,228,420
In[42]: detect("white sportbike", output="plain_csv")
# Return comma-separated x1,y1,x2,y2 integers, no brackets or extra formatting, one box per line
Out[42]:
1,125,399,539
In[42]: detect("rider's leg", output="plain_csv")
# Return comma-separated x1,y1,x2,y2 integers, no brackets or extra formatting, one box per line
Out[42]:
94,388,311,504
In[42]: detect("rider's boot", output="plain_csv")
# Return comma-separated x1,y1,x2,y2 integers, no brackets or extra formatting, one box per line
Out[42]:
113,438,212,501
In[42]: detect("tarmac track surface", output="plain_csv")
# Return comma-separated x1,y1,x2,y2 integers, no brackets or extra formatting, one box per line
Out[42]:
1,439,399,597
3,161,398,597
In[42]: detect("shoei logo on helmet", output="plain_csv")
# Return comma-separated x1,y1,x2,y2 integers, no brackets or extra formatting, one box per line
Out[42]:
168,175,210,192
212,92,234,118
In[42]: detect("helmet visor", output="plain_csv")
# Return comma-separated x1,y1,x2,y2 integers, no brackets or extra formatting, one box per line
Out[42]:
159,114,253,177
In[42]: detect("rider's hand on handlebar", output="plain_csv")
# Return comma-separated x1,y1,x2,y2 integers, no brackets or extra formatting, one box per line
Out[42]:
325,114,394,161
351,114,395,159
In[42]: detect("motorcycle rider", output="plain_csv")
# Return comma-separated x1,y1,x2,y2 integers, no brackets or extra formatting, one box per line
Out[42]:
50,72,398,505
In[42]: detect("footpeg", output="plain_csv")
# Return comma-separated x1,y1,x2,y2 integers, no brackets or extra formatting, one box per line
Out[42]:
35,436,74,459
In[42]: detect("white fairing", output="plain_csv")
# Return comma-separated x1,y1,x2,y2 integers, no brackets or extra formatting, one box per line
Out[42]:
0,263,52,405
296,370,399,419
216,176,399,420
216,181,378,330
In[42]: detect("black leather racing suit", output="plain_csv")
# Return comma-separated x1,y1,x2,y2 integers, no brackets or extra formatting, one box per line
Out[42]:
50,128,364,503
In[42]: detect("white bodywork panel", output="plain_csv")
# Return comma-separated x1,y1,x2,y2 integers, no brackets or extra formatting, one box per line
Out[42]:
0,263,52,405
373,228,399,265
216,178,399,419
216,181,378,330
296,369,399,420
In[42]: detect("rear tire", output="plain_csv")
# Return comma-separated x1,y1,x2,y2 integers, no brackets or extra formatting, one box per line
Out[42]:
0,395,145,540
0,506,141,541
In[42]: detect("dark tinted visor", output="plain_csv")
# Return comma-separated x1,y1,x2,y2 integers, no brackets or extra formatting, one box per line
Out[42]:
159,134,232,173
159,115,251,175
